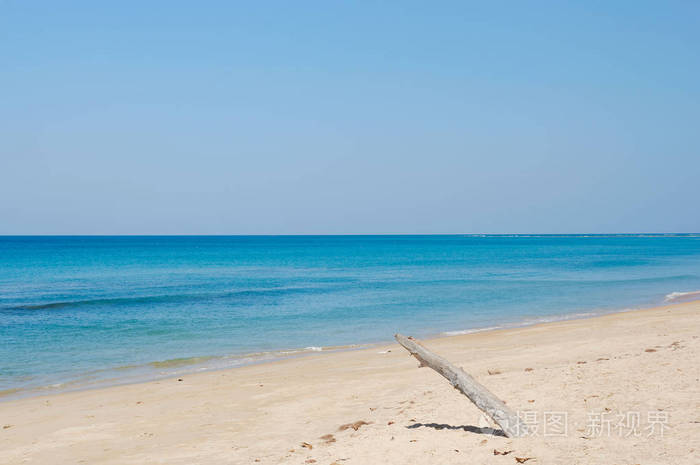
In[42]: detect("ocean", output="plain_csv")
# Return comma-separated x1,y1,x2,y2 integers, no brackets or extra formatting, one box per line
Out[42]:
1,235,699,399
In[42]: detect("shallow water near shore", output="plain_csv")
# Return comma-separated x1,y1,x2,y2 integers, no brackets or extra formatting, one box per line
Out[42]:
1,235,699,398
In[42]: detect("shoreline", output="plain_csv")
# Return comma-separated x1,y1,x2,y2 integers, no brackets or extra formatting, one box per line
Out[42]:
1,299,699,464
3,295,698,403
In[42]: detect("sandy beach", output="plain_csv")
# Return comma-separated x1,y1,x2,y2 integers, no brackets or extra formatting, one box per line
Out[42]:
1,300,699,465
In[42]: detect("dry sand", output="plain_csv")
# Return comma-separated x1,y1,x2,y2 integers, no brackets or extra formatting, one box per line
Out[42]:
1,300,699,464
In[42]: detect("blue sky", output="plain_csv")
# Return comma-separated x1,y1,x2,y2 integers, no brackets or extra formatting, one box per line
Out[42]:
1,1,698,234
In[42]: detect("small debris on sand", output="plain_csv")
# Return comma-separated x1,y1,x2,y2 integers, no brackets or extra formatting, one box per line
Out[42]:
515,457,534,463
319,434,336,444
487,369,501,375
645,349,657,353
301,442,313,450
338,421,371,431
494,449,513,455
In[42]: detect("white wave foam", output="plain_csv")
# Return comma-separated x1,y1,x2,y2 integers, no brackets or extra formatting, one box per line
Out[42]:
665,290,700,302
440,310,625,338
304,346,323,352
518,311,600,325
442,326,502,336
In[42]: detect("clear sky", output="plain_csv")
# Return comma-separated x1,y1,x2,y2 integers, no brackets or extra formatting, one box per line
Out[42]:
1,1,698,234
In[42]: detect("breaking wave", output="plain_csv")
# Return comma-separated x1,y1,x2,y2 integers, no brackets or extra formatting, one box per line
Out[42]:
664,290,700,302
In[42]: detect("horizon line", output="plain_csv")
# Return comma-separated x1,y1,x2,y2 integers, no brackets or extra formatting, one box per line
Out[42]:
1,233,699,237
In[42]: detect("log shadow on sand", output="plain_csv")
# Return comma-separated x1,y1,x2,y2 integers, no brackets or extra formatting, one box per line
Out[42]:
406,422,506,437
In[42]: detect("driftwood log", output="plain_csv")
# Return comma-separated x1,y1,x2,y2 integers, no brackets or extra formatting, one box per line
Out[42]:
395,333,529,438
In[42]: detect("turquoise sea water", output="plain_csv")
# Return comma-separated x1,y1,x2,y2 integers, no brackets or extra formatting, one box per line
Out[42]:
1,235,700,398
